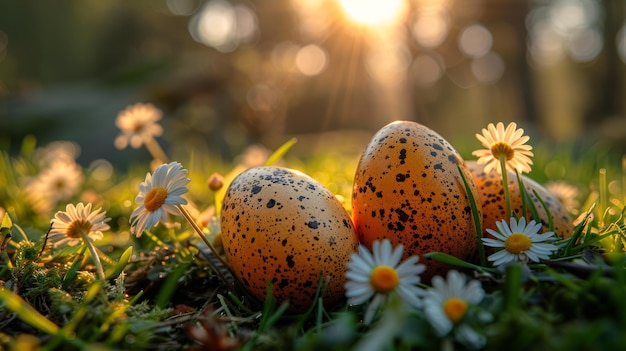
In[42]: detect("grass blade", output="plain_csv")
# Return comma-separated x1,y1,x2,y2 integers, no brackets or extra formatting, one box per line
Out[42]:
0,287,60,335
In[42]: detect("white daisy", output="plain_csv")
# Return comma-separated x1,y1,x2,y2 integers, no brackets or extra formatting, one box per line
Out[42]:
49,202,111,248
472,122,534,174
114,102,164,150
344,239,426,324
130,161,190,236
34,141,81,167
482,217,558,266
423,270,486,349
25,160,84,214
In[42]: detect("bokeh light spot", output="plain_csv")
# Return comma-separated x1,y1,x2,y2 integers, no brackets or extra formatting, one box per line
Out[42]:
566,28,602,62
458,24,492,58
189,0,257,53
295,44,328,76
412,13,449,48
166,0,200,16
411,54,443,87
471,51,505,84
246,84,279,112
89,159,114,182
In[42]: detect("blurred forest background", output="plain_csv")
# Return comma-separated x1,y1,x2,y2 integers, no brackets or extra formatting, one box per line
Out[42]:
1,0,625,168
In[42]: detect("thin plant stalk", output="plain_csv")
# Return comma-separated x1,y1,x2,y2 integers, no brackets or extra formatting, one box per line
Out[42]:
622,155,626,209
143,136,169,164
599,168,607,230
80,232,106,281
177,204,235,290
499,156,513,218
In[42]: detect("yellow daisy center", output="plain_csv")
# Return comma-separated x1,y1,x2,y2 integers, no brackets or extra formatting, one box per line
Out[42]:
132,121,146,133
66,219,93,239
443,297,468,323
370,265,399,293
504,233,532,254
490,141,515,161
144,187,169,212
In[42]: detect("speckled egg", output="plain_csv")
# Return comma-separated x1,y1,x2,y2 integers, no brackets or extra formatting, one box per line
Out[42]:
220,166,359,312
466,161,574,238
352,121,481,280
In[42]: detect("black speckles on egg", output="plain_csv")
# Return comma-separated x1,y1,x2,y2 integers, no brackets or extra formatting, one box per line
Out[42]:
352,121,481,281
307,220,319,229
221,166,359,313
286,255,295,268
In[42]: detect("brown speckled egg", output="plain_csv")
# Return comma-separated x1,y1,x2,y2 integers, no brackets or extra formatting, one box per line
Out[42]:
466,160,574,238
352,121,481,280
220,166,359,312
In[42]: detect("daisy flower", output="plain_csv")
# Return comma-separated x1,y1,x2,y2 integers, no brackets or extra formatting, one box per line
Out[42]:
424,270,485,349
472,122,534,174
25,160,84,214
49,202,111,280
49,203,110,247
114,102,164,150
482,217,558,266
344,239,426,324
130,161,190,237
34,141,81,167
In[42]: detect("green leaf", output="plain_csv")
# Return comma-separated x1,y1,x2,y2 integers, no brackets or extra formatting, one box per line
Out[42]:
533,188,554,232
155,260,190,308
1,213,12,234
457,164,485,266
105,246,133,280
0,287,60,335
61,259,84,290
265,137,297,166
424,252,496,273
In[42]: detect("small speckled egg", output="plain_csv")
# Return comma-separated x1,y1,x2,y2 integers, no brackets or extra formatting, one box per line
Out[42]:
220,166,359,312
352,121,481,280
466,160,574,238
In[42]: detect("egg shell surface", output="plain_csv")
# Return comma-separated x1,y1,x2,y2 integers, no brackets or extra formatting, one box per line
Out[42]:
351,121,481,280
466,161,574,238
220,166,359,312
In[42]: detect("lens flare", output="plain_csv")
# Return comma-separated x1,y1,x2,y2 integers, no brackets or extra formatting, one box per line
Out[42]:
338,0,406,27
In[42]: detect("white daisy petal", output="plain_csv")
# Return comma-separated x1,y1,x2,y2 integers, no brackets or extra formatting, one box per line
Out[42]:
488,250,515,265
424,300,452,336
363,294,386,324
129,162,190,237
49,202,110,249
344,239,425,324
472,122,533,174
485,217,558,269
424,270,485,345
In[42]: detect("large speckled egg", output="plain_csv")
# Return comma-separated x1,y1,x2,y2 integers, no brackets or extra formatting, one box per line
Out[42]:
466,161,574,238
352,121,481,280
220,166,359,312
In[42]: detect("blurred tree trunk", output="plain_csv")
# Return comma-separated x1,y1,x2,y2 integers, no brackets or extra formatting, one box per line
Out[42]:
595,0,625,122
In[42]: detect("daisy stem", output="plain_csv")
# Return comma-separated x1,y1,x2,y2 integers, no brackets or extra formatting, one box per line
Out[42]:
144,136,170,164
177,204,235,289
499,156,513,218
80,232,106,281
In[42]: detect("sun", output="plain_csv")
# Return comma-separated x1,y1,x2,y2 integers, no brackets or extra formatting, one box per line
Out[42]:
337,0,407,27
